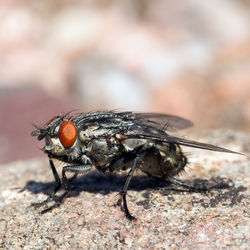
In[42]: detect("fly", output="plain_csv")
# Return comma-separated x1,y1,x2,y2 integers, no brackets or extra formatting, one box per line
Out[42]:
31,111,242,220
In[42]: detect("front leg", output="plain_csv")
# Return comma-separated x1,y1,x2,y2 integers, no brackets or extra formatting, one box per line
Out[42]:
41,164,92,213
32,158,92,213
31,159,62,207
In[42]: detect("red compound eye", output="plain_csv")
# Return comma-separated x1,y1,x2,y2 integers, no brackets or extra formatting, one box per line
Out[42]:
58,121,77,148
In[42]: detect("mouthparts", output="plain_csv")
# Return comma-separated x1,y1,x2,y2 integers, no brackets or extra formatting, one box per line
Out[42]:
31,129,47,141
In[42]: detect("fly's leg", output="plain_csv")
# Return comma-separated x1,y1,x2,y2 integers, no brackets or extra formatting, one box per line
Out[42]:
31,159,61,207
118,154,142,220
32,159,92,213
68,173,78,183
41,164,92,213
167,177,208,193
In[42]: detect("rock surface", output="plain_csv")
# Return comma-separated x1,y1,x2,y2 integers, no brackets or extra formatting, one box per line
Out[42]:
0,130,249,249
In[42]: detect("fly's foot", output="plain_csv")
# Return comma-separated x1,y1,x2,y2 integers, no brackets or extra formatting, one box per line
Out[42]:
40,198,64,214
31,193,68,213
125,211,136,221
31,196,52,209
113,192,136,220
119,191,136,221
113,195,122,208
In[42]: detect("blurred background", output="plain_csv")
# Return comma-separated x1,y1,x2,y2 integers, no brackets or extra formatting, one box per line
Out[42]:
0,0,250,163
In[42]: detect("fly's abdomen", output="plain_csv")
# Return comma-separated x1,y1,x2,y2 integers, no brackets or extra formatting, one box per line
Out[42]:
140,142,187,179
160,143,187,177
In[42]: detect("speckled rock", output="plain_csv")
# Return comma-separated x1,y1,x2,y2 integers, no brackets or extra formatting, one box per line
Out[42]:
0,130,249,249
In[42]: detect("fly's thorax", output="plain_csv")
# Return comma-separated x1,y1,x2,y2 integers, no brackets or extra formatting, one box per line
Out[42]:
78,125,119,143
79,125,102,142
82,137,121,167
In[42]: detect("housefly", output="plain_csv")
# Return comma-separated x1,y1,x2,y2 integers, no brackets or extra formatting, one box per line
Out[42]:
31,111,241,220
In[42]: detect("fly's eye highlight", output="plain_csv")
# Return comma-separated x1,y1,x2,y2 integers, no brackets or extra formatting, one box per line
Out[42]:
58,121,77,148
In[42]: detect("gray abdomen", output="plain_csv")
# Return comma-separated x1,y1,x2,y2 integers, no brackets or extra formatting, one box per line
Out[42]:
139,143,187,179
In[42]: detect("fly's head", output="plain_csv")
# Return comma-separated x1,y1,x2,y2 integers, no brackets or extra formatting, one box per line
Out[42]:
31,115,78,159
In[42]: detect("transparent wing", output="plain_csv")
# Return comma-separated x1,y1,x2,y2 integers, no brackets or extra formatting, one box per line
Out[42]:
134,113,193,132
123,125,242,155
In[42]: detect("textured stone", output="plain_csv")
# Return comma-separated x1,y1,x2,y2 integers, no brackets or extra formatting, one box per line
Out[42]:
0,130,249,248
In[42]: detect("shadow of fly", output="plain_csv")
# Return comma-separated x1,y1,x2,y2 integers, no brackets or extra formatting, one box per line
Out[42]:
31,111,242,220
